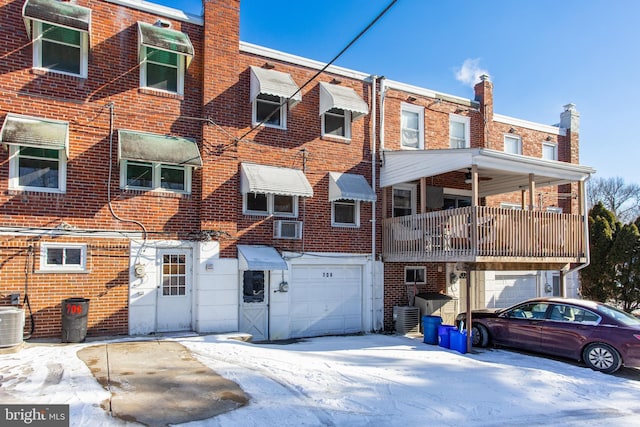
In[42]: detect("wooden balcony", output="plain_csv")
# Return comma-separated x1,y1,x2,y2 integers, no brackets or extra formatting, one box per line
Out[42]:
382,206,586,267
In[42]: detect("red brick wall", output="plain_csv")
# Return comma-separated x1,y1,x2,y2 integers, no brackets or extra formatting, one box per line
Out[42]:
0,237,129,338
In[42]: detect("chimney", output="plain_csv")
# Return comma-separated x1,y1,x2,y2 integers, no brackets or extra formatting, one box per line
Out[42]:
474,74,493,147
560,103,579,134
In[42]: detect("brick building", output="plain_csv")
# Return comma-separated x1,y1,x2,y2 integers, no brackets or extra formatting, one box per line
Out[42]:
0,0,593,341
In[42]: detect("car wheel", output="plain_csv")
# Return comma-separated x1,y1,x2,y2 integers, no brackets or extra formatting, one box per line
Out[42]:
472,323,489,348
583,343,622,373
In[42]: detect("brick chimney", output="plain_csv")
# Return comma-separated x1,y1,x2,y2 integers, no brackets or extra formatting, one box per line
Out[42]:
474,74,493,148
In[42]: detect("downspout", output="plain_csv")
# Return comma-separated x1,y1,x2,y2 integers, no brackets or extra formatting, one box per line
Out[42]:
563,177,591,295
370,75,378,331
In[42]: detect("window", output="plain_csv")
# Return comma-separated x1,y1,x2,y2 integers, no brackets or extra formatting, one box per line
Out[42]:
450,114,470,148
32,21,88,78
141,47,184,94
322,108,351,139
405,266,426,284
9,145,66,193
243,271,265,303
162,254,186,296
504,135,522,154
121,160,191,193
507,302,549,319
542,142,558,160
40,244,86,272
444,195,471,209
332,199,359,227
244,193,297,217
401,103,424,149
253,93,286,128
392,184,416,217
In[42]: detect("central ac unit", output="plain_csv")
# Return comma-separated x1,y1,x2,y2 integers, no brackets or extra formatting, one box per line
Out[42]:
274,220,303,239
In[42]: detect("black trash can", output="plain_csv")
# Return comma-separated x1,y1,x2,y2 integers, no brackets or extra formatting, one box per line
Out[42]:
61,298,90,343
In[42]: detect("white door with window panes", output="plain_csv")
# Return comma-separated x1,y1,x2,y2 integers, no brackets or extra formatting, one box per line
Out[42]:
156,250,192,332
239,271,269,341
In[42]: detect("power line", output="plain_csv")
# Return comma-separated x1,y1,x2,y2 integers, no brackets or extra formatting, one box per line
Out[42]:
237,0,398,143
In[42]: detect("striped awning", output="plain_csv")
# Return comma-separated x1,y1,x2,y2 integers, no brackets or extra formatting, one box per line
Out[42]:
241,163,313,197
237,245,288,271
250,66,302,108
138,21,194,67
328,172,376,202
118,130,202,167
0,113,69,157
23,0,92,35
319,82,368,121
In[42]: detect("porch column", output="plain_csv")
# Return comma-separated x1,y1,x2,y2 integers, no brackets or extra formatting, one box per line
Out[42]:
420,177,426,213
471,165,479,254
528,174,535,210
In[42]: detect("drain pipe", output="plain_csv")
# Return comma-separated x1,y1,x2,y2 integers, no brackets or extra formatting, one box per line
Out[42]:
370,75,378,331
563,177,591,295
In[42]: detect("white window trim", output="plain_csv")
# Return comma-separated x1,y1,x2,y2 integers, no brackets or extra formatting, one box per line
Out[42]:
504,134,522,155
120,160,192,194
39,243,87,272
392,183,417,217
8,145,67,193
449,113,470,148
400,103,425,149
140,47,186,95
32,21,89,78
404,266,426,284
331,199,360,227
542,141,558,161
243,193,298,217
322,108,352,140
252,94,287,129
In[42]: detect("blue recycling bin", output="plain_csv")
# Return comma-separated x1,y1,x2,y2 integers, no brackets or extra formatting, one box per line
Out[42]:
449,329,468,354
422,315,442,344
438,325,457,348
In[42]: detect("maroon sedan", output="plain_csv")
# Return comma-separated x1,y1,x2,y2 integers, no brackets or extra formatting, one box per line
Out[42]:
456,297,640,373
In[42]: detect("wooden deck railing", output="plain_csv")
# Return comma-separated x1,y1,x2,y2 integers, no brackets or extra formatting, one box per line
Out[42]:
382,206,586,263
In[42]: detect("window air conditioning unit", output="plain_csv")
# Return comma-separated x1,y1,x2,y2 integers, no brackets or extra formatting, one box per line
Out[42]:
274,220,303,239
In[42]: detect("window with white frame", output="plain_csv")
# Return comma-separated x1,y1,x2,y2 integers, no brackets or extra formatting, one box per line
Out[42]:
253,94,286,128
141,47,185,94
449,114,470,148
405,266,426,284
32,21,88,78
504,135,522,154
332,199,359,227
322,108,351,139
9,145,66,193
121,160,191,193
401,103,424,149
244,192,297,217
392,184,416,217
542,142,558,160
40,243,87,272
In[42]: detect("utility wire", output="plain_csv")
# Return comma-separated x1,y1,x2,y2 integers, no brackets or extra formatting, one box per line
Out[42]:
237,0,398,143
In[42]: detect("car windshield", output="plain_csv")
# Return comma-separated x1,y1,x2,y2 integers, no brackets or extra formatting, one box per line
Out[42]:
597,304,640,326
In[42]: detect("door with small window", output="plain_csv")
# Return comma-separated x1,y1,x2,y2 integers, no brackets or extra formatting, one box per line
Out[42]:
239,271,269,341
156,250,192,332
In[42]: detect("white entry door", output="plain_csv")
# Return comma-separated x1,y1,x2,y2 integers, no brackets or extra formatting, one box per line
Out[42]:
239,270,269,341
156,250,192,332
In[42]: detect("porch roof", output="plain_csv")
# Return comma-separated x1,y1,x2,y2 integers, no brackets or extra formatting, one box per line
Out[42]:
380,148,595,197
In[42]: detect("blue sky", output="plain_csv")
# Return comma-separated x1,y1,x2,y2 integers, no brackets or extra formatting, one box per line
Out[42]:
154,0,640,184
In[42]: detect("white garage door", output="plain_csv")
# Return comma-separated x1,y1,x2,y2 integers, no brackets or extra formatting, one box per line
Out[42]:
290,265,362,338
487,273,537,308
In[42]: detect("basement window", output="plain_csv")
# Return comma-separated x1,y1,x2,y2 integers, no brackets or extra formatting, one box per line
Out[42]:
40,243,87,272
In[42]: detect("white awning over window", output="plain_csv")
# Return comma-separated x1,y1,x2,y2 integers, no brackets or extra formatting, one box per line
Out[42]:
319,82,368,121
138,22,194,67
118,130,202,167
241,163,313,197
237,245,288,271
328,172,376,202
23,0,92,35
0,113,69,157
250,66,302,108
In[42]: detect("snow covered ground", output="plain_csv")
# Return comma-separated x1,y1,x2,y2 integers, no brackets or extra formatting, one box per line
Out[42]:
1,333,640,426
